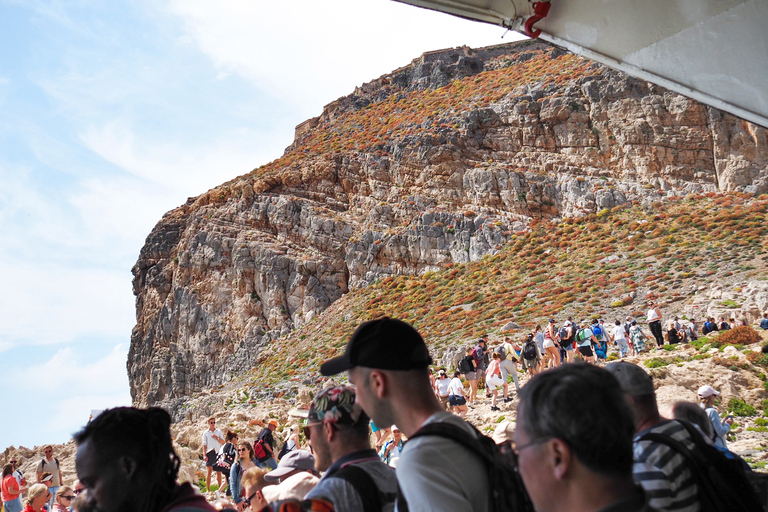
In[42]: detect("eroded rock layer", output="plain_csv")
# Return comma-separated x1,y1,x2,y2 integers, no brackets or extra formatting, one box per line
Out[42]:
130,40,768,410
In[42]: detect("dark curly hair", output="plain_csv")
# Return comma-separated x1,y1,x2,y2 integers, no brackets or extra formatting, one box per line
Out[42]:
74,407,180,511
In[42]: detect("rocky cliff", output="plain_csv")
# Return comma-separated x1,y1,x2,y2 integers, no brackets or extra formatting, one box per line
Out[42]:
130,40,768,412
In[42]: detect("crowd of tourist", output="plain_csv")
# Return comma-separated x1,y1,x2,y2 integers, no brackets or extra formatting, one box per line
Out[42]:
4,312,767,512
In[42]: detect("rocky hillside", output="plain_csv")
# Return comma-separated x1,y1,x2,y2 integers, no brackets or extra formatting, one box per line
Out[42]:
129,39,768,412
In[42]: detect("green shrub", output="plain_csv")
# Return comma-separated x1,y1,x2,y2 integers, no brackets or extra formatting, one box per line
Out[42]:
754,417,768,426
728,398,757,417
661,345,676,352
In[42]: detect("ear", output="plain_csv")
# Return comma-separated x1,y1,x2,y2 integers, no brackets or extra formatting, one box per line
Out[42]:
117,455,138,481
369,370,388,399
549,438,572,481
323,422,336,443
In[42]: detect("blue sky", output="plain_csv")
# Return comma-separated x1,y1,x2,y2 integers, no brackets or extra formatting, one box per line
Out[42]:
0,0,519,449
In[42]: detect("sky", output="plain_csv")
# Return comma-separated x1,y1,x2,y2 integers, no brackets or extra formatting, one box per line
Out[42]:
0,0,522,450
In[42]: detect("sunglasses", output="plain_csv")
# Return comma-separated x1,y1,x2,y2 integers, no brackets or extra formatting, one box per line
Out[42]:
61,496,76,501
238,448,248,452
303,422,324,440
245,490,260,507
74,489,86,495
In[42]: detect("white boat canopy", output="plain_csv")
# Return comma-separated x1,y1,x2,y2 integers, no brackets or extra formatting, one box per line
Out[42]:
394,0,768,129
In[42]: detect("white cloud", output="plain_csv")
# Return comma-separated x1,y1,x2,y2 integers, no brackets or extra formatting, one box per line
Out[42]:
0,260,134,352
2,344,132,446
168,0,516,115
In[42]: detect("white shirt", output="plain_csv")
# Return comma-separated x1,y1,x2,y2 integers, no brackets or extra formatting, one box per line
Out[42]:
396,412,489,512
202,428,224,453
613,324,627,341
435,376,451,397
647,307,661,322
448,377,465,397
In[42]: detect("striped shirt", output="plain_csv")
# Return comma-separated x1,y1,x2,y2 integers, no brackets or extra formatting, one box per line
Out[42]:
633,420,700,512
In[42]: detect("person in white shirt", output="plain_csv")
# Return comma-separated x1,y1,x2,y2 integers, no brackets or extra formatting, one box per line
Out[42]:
646,302,665,348
322,317,490,512
447,371,468,418
201,417,225,492
434,369,452,410
612,320,630,358
379,426,405,466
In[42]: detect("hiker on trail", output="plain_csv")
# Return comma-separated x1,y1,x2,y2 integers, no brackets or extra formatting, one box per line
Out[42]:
370,421,390,451
606,362,700,512
560,317,576,363
434,369,452,411
303,385,397,512
647,302,665,348
213,431,237,496
543,319,561,369
9,459,25,489
448,371,469,418
761,313,768,330
698,385,733,449
36,445,62,509
593,319,609,360
611,320,629,359
74,407,216,512
230,441,257,510
686,319,699,341
516,364,658,512
719,317,731,331
702,317,718,335
629,320,647,354
458,347,478,407
485,352,506,411
379,426,405,467
473,336,491,396
667,320,684,345
201,417,225,493
278,425,301,460
575,320,597,364
2,463,25,512
496,337,520,396
255,419,279,470
533,325,545,372
322,317,490,512
522,331,542,376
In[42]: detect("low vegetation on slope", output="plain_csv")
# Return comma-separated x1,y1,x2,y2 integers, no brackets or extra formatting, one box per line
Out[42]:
240,192,768,389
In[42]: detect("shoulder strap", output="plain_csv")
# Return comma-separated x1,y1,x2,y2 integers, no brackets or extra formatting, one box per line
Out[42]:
331,465,393,512
408,422,490,464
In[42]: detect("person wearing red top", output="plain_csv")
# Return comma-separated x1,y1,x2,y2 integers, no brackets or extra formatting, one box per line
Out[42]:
2,463,25,512
74,407,216,512
21,483,49,512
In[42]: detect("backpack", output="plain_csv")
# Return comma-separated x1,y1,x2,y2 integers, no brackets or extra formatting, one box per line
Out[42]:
592,324,603,339
253,438,269,462
215,442,237,471
575,329,587,344
523,340,537,360
330,464,395,512
473,345,485,365
558,326,569,340
277,439,292,460
494,345,506,361
397,422,535,512
638,420,763,512
458,356,473,374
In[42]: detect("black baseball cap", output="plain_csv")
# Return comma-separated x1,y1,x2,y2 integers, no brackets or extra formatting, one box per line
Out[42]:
320,317,432,376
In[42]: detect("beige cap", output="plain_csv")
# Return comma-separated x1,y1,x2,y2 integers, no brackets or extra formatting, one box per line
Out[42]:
491,420,516,445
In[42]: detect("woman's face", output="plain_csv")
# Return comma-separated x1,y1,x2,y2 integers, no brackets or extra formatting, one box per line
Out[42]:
238,445,250,460
32,490,51,510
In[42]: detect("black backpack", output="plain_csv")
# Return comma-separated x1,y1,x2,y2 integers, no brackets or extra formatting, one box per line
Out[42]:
523,340,537,360
458,356,473,374
330,464,396,512
397,422,535,512
277,439,291,460
638,420,763,512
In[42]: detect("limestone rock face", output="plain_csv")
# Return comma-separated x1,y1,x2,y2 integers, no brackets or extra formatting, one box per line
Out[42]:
130,40,768,412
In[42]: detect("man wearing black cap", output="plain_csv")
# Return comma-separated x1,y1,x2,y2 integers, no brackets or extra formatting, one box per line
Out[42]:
321,317,489,512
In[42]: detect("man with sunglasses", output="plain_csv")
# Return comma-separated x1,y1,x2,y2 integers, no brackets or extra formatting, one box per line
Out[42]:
302,386,397,512
321,318,489,512
515,364,656,511
37,445,62,509
202,417,225,493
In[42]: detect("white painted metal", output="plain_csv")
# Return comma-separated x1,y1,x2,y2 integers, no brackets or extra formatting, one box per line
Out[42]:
393,0,768,129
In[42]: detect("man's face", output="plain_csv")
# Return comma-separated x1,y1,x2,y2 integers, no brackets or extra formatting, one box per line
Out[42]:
44,447,53,459
76,439,134,512
306,423,332,472
513,408,552,512
348,367,395,429
208,419,216,431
